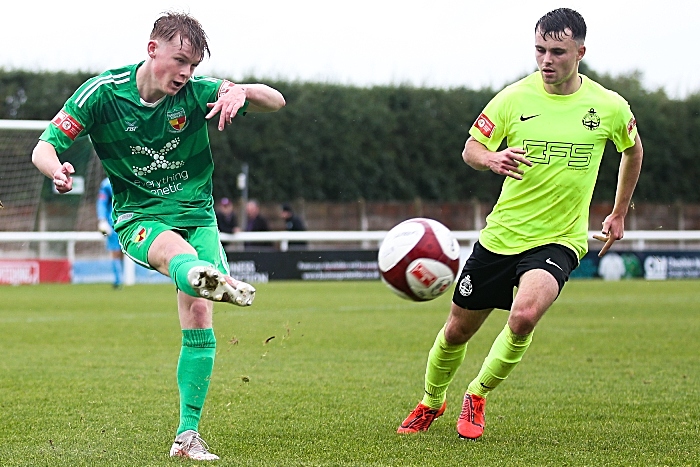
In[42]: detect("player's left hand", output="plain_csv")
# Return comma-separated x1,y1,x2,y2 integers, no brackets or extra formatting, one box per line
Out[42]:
592,233,614,257
593,214,625,257
206,82,247,131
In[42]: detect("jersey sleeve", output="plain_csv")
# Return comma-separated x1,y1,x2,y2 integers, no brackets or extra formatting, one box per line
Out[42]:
468,90,509,151
39,76,102,154
192,77,249,115
609,94,637,152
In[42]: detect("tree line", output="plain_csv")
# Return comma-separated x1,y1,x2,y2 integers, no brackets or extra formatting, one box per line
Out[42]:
1,65,698,203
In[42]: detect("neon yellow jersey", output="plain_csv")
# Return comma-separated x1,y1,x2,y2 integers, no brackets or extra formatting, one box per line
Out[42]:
469,72,638,259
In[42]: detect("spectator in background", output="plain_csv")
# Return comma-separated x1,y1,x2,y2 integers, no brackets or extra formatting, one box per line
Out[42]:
215,197,240,234
96,177,124,289
244,199,272,250
281,203,307,249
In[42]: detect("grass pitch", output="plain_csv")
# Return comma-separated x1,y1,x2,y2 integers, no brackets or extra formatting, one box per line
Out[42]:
0,279,698,466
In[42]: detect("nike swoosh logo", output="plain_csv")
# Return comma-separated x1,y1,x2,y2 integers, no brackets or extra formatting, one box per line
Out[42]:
545,258,563,271
520,114,540,121
480,382,494,390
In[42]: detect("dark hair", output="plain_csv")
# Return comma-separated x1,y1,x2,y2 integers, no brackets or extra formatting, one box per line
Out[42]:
535,8,586,43
151,11,211,61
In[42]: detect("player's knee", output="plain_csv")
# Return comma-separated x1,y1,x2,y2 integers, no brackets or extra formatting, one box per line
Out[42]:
508,311,539,335
444,318,477,344
177,287,214,325
151,231,197,267
190,299,210,314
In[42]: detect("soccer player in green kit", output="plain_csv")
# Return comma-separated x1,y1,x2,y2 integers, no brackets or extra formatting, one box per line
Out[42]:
398,8,643,439
31,11,285,460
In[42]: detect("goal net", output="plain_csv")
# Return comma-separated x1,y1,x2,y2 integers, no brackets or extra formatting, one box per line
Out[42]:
0,119,106,257
0,120,46,231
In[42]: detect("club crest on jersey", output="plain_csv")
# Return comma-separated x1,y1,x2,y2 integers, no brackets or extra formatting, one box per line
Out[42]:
167,107,188,133
582,108,600,131
474,113,495,138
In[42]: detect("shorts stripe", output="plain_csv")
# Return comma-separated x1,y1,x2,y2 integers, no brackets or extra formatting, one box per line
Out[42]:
123,250,150,268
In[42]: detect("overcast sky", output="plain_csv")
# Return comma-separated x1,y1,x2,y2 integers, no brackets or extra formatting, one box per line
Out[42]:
4,0,697,98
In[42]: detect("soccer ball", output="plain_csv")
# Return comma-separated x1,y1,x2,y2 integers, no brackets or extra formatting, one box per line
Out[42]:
378,218,460,301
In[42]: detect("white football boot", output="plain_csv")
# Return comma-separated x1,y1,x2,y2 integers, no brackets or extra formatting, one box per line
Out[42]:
187,266,256,306
169,430,219,461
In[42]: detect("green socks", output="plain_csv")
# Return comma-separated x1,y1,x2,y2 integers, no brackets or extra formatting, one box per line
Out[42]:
168,254,213,297
421,327,467,409
467,323,533,398
176,328,217,435
169,257,220,433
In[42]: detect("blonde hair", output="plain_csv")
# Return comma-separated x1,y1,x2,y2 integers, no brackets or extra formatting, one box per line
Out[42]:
151,11,210,61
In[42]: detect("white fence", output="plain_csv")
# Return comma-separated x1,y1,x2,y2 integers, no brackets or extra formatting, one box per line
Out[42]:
2,230,700,260
2,230,699,285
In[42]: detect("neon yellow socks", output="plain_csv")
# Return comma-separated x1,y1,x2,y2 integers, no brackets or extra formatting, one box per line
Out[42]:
168,254,212,297
467,323,533,398
421,327,467,409
176,328,217,435
421,323,533,407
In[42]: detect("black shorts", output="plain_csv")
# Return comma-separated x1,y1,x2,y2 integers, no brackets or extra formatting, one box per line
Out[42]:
452,241,579,311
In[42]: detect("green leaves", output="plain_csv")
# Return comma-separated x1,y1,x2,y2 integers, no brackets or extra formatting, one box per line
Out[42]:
2,68,698,203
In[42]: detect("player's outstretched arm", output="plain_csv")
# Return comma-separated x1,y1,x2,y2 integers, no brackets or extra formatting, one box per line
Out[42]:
206,83,285,131
462,137,532,180
241,83,286,113
32,140,75,193
594,134,644,256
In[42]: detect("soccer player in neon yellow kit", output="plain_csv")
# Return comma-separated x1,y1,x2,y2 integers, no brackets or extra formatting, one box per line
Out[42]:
398,8,643,439
31,11,285,460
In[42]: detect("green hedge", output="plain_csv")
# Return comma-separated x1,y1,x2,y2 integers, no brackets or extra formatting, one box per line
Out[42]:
2,67,698,203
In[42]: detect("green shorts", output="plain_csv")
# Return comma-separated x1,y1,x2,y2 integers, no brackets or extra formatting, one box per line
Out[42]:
117,219,230,275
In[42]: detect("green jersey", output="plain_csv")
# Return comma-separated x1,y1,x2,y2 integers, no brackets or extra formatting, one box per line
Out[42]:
469,72,638,259
40,62,245,229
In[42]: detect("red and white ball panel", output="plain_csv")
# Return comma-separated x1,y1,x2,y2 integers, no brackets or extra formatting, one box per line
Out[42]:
378,218,460,301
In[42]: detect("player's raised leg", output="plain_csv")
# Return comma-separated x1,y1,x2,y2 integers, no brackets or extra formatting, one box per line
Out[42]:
145,227,255,306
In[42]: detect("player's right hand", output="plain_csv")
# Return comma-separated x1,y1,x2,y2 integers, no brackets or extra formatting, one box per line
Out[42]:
98,219,112,236
53,162,75,194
